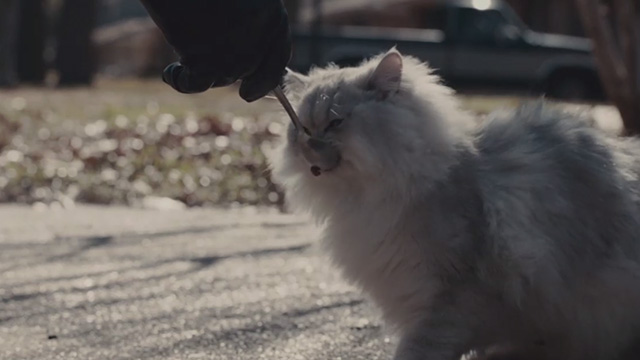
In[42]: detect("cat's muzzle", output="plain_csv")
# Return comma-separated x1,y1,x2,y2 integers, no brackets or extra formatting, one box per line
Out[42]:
300,137,341,177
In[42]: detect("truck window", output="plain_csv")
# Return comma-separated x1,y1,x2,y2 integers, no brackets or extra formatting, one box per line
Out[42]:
455,8,507,43
421,6,448,31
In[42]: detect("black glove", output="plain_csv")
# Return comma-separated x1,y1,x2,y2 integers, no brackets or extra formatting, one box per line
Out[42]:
139,0,291,102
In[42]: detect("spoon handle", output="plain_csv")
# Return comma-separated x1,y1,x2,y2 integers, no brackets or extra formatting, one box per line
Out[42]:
273,85,303,131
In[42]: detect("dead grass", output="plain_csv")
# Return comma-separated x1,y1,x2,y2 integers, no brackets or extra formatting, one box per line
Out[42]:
0,78,623,209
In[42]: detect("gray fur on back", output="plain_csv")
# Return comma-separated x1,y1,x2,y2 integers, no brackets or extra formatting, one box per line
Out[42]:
448,103,640,359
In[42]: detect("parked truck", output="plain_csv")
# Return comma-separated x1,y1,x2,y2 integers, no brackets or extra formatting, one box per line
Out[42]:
288,0,603,101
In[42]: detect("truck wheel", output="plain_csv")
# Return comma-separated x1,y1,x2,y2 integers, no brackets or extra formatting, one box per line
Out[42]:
546,71,602,102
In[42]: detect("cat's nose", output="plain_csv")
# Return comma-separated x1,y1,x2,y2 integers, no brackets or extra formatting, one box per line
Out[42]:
301,137,341,173
307,137,329,152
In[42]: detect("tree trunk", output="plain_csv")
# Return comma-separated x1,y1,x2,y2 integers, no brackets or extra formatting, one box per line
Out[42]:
575,0,640,135
55,0,98,86
17,0,46,84
0,0,20,87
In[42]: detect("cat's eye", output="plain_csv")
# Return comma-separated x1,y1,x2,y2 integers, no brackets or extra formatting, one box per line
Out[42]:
325,118,344,132
301,125,312,136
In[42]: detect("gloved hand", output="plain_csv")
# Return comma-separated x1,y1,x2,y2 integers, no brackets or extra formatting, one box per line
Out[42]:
139,0,291,102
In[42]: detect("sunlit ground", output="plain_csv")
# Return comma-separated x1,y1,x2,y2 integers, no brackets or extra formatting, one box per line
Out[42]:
0,78,622,209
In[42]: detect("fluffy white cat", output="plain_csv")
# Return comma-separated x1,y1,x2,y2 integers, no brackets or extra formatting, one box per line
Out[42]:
268,49,640,360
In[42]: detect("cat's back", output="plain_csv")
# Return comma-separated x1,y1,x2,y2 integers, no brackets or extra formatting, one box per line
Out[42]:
469,102,640,295
473,101,638,202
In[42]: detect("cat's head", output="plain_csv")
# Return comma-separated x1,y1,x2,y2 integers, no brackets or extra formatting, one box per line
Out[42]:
269,49,471,215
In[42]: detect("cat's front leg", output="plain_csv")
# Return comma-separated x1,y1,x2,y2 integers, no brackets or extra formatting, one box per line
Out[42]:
392,303,473,360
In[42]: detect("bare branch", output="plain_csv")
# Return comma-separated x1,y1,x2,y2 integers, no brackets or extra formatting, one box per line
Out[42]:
576,0,640,135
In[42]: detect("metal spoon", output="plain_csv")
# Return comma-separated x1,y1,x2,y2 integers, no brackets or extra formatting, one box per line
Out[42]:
273,85,304,131
272,85,323,177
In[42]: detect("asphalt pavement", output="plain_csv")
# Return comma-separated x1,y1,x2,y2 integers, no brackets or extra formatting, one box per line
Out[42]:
0,205,393,360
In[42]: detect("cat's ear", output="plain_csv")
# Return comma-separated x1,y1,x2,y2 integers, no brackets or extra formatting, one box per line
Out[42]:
368,50,403,99
283,68,310,100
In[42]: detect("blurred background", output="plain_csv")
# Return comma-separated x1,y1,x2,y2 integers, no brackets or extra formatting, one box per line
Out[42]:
0,0,637,209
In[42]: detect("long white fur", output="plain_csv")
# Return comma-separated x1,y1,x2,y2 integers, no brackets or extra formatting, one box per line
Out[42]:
268,49,640,360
